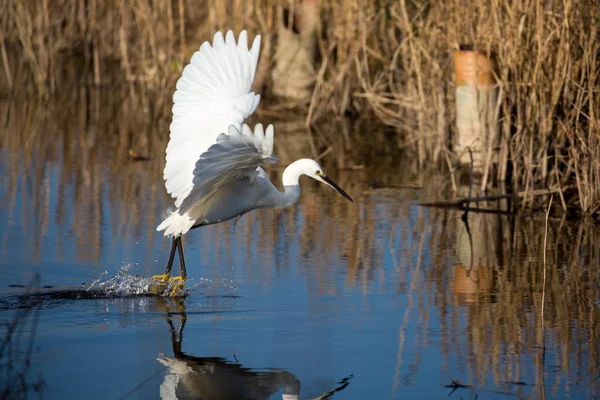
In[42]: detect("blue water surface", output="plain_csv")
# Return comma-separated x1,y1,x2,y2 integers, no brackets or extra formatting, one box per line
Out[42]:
1,95,598,400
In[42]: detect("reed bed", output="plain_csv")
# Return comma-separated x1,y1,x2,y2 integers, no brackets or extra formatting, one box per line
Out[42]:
2,0,599,215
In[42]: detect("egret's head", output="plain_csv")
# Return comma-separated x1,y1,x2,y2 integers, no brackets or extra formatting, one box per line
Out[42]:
288,158,353,202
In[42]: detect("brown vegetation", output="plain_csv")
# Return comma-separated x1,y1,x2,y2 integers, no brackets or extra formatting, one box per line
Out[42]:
2,0,599,215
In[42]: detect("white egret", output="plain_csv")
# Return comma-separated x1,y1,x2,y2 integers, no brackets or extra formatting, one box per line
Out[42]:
153,30,352,295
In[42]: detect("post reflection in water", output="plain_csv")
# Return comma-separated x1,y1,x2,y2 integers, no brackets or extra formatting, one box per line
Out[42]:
0,88,599,399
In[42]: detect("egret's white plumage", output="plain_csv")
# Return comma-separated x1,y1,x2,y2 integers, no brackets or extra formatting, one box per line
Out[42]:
154,30,352,289
163,30,262,210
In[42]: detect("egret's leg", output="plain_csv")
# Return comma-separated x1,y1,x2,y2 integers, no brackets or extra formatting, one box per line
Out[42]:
168,236,186,297
178,237,187,280
165,237,178,276
153,237,178,282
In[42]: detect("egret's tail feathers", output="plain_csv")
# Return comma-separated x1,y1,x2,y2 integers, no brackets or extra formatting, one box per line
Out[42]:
156,208,195,237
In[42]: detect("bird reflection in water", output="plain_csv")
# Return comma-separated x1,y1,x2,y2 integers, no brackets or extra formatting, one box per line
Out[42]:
158,304,352,400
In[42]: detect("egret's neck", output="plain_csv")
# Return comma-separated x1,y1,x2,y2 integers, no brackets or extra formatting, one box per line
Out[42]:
273,160,306,208
282,159,307,187
276,184,300,209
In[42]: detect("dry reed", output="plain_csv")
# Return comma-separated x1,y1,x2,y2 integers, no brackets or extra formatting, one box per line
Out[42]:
2,0,599,215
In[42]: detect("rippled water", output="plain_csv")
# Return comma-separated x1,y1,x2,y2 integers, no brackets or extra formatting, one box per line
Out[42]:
1,91,599,399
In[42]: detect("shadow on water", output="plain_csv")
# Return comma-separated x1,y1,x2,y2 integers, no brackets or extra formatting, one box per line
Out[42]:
124,305,354,400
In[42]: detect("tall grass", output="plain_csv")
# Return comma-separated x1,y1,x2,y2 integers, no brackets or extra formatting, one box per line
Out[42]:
2,0,599,215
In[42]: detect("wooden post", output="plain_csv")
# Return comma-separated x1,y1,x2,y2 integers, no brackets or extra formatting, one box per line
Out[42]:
453,49,499,177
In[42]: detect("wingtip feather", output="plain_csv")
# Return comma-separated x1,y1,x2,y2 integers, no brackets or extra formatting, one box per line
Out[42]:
225,30,235,44
238,31,248,51
213,31,225,48
251,34,261,52
264,124,274,155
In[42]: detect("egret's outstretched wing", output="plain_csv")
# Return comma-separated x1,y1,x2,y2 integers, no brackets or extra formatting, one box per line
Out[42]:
179,123,277,213
164,30,262,208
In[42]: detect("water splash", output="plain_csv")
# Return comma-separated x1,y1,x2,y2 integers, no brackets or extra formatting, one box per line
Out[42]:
0,267,242,313
83,265,187,297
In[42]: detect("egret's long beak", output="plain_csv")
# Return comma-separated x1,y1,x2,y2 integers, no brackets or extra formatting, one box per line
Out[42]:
317,172,353,202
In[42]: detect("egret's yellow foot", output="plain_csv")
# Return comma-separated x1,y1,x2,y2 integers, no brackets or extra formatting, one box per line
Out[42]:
152,273,171,282
167,276,186,297
151,274,186,297
151,274,169,295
